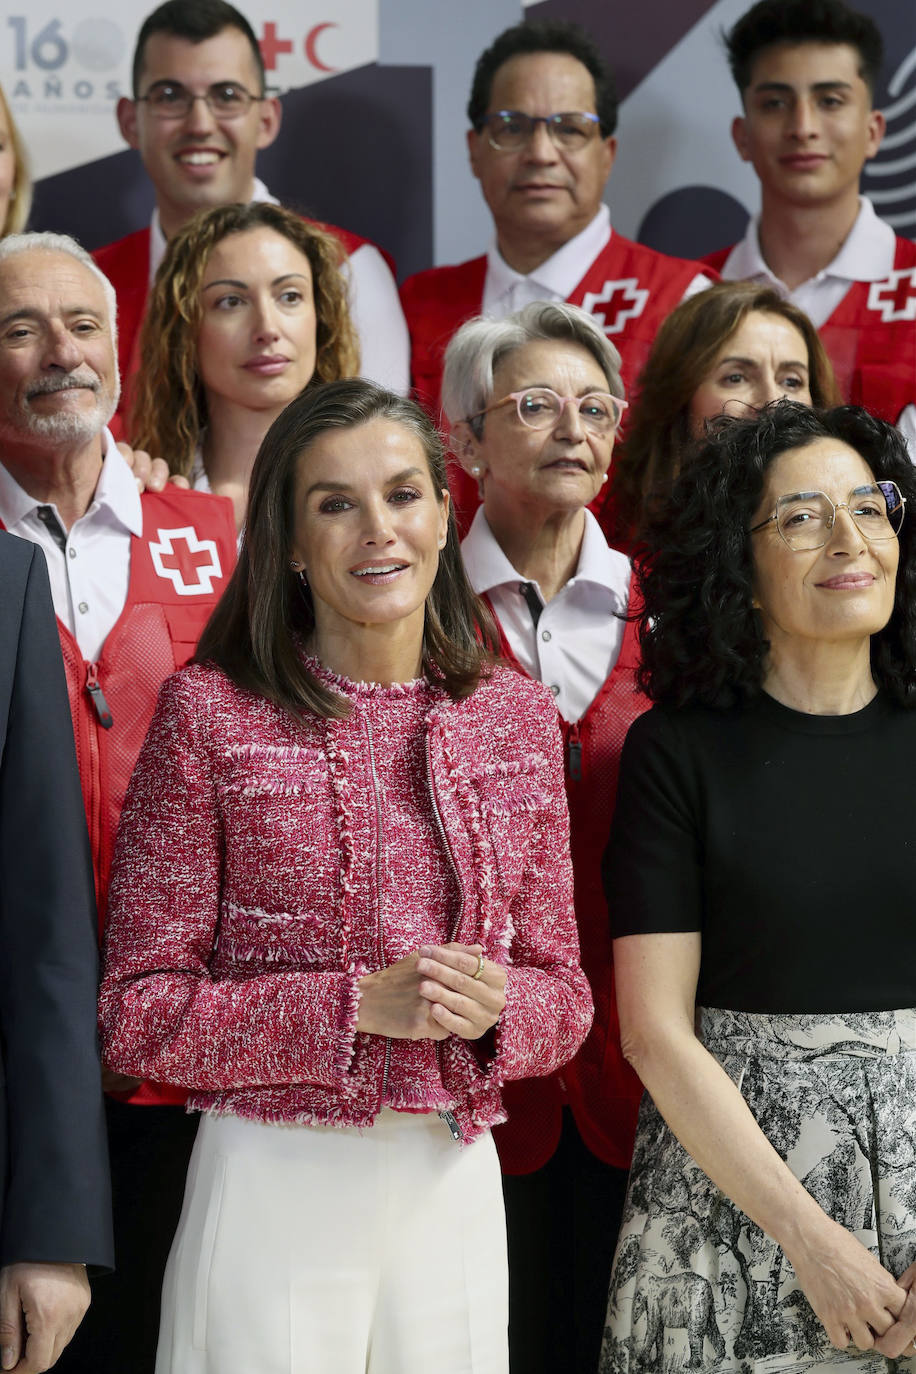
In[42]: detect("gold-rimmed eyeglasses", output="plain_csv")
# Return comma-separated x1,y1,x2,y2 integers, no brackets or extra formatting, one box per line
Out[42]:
749,482,906,550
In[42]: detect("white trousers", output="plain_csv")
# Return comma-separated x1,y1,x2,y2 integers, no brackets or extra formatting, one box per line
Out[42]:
156,1109,509,1374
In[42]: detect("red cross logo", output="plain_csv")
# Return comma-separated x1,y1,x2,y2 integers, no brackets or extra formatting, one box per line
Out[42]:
580,278,650,336
259,22,293,71
149,527,222,596
868,269,916,322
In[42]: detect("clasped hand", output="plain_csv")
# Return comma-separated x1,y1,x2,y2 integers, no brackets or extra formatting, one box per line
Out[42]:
790,1219,916,1357
356,943,506,1041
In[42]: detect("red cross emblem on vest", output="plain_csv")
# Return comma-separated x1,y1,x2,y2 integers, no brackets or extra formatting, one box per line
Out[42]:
868,269,916,323
580,278,650,336
149,526,223,596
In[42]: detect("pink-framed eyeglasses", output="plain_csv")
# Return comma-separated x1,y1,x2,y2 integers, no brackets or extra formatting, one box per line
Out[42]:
466,387,628,436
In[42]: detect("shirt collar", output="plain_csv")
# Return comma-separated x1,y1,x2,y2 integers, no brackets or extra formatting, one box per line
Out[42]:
461,503,629,599
0,428,143,536
485,204,612,306
728,196,896,288
95,429,144,535
148,177,279,281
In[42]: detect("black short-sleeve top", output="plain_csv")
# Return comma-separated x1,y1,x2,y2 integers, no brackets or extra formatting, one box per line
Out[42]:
603,690,916,1014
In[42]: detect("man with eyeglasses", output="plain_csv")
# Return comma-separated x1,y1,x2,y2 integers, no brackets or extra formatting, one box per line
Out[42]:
704,0,916,456
401,18,712,530
95,0,409,432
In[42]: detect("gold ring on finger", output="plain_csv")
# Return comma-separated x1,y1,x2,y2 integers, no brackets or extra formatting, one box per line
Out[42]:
472,952,485,980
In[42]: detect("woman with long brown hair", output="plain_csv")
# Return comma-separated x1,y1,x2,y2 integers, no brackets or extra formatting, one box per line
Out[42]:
100,378,593,1374
130,200,358,529
605,280,840,548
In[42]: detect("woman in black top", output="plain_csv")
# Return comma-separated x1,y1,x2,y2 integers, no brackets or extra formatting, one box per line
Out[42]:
600,402,916,1373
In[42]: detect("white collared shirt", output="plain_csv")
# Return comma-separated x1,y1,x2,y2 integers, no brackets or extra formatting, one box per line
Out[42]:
481,204,709,318
148,179,410,394
718,196,896,328
461,505,631,723
0,430,142,661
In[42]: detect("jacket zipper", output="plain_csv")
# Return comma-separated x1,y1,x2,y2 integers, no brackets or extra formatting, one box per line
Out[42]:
365,719,392,1108
82,662,106,917
561,722,584,1093
426,735,465,1143
85,661,114,729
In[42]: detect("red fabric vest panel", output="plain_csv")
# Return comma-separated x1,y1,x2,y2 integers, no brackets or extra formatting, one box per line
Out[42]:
401,235,709,537
94,218,384,441
93,228,151,440
701,245,730,274
818,236,916,423
489,606,650,1173
3,487,237,1106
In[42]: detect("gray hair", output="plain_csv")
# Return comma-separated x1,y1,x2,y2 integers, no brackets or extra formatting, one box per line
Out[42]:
441,300,623,430
0,231,118,347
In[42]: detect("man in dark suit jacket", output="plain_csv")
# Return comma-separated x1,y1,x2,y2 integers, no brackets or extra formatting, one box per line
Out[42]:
0,532,112,1373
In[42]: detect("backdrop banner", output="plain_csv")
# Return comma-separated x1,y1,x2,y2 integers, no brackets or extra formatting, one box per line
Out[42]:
11,0,915,273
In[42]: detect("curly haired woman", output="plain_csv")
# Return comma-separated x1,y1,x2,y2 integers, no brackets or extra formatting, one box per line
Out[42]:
130,201,359,530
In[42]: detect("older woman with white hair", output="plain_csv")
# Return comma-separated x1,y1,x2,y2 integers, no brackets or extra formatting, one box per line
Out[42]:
442,300,647,1374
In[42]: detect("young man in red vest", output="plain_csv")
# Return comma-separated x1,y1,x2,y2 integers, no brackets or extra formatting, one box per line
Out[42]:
705,0,916,449
0,231,237,1374
400,20,712,528
95,0,408,432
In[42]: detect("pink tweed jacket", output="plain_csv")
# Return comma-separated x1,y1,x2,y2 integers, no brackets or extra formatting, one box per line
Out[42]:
99,660,592,1144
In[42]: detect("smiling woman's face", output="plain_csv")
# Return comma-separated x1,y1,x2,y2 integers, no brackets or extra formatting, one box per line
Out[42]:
750,437,898,655
289,415,449,646
461,338,616,524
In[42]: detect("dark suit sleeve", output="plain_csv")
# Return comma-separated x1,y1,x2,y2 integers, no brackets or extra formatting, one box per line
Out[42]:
0,538,113,1269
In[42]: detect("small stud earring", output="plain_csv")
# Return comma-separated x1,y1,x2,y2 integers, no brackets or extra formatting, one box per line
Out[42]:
471,464,482,477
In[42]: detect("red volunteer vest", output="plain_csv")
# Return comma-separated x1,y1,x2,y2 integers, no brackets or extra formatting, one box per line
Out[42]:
2,486,237,1106
94,219,382,440
401,233,710,534
488,604,649,1174
705,236,916,424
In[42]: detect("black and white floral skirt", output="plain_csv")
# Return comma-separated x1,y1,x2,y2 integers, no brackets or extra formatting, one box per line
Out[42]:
600,1008,916,1373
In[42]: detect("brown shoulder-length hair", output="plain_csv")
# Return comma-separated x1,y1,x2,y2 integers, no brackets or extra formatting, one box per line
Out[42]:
195,378,500,720
129,201,359,475
609,280,841,542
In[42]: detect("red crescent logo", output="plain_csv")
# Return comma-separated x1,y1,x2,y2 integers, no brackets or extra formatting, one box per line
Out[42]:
305,22,337,73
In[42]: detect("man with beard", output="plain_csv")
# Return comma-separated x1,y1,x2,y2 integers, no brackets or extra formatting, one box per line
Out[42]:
0,231,236,1374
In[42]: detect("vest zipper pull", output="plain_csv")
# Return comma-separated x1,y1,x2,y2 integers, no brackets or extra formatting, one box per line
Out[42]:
567,730,582,781
439,1109,463,1142
85,663,113,729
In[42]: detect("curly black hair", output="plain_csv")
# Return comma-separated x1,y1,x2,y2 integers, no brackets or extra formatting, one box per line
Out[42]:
635,403,916,709
467,20,618,137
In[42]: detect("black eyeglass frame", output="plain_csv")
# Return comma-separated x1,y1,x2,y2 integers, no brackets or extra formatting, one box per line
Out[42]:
136,80,275,118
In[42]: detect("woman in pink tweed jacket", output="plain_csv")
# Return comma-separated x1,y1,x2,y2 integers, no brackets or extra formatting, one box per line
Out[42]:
99,379,592,1374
